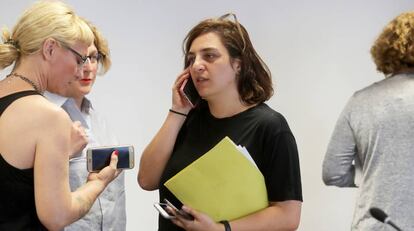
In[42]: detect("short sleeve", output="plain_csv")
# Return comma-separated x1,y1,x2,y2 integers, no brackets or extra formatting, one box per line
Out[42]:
264,131,303,202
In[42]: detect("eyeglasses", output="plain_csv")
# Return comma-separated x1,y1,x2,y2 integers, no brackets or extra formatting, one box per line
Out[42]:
61,44,102,69
218,13,246,52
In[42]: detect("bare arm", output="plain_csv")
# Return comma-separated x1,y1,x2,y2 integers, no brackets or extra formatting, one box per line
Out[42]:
138,112,187,190
34,107,119,230
138,69,192,190
172,200,302,231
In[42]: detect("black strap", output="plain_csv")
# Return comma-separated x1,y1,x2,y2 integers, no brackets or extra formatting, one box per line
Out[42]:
219,220,231,231
0,90,41,116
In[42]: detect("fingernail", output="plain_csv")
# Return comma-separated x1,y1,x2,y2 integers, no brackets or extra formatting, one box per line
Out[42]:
114,150,119,156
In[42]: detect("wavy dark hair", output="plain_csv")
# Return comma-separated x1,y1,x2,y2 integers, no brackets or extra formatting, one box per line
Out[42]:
183,13,273,105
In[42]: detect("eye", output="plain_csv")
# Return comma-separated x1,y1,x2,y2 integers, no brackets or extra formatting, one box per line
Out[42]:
75,57,83,65
204,53,217,61
89,53,100,63
186,55,195,67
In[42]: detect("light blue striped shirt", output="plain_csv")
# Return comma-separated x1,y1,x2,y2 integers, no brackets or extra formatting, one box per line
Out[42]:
45,92,126,231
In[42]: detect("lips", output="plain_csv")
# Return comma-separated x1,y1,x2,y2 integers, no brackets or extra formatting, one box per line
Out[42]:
79,79,92,84
195,77,208,82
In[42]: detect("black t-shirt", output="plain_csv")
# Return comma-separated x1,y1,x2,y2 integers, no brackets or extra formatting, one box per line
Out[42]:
158,102,302,231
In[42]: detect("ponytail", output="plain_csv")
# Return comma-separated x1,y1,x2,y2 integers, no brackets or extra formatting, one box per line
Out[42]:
0,28,20,70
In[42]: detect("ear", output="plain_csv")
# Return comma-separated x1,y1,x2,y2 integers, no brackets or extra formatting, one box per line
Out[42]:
232,58,241,73
42,38,58,61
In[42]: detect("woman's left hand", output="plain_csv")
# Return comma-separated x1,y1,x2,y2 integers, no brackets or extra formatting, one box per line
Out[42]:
170,206,223,231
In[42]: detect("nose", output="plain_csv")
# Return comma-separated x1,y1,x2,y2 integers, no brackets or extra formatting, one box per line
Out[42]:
192,56,205,73
82,58,93,73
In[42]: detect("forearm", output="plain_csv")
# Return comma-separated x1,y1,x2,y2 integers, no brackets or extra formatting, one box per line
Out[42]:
138,112,186,190
230,201,302,231
322,158,356,187
67,179,107,223
322,134,357,187
35,172,107,230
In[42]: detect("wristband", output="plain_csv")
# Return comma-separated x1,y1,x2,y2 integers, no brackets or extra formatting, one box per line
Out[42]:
169,109,187,117
219,220,231,231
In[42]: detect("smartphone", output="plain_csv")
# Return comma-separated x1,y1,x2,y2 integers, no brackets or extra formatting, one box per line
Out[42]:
180,77,200,108
86,145,135,172
153,202,175,219
163,199,194,220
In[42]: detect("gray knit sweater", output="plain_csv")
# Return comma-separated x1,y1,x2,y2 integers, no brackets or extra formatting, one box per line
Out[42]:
323,73,414,231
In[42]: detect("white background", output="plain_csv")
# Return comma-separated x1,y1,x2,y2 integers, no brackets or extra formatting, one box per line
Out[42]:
1,1,413,230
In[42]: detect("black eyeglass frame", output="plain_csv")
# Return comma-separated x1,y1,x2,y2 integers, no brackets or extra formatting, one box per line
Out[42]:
60,43,103,67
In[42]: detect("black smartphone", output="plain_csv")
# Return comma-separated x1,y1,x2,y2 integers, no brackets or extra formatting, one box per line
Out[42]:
86,145,135,172
180,77,200,108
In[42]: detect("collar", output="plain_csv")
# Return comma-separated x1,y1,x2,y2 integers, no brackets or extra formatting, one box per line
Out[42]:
44,91,68,107
44,91,93,114
44,91,92,128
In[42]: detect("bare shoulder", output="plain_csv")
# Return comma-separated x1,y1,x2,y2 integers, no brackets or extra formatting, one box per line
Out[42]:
7,95,72,130
34,97,72,129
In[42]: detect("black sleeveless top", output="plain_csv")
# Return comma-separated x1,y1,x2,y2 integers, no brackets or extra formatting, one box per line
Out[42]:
0,91,47,230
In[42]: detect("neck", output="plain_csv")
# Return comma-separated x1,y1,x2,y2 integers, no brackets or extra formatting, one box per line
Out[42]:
206,83,253,118
391,67,414,77
12,55,46,93
73,97,84,110
207,96,255,118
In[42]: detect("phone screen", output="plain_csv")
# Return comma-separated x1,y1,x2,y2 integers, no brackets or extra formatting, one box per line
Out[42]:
181,78,200,107
89,146,133,171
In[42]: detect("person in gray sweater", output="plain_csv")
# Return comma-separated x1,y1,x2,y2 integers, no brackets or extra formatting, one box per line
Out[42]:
322,12,414,231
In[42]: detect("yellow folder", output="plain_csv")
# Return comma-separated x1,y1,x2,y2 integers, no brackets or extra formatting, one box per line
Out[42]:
164,136,268,222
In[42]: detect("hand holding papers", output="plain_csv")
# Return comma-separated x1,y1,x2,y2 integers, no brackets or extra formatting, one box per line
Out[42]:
164,136,268,222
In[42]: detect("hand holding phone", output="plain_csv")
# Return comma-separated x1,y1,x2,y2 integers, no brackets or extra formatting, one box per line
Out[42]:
180,77,200,108
154,199,194,220
87,145,135,172
164,199,194,220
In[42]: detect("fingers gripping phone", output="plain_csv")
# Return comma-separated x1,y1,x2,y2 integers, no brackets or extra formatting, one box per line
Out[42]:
86,145,135,172
154,199,194,220
180,77,200,108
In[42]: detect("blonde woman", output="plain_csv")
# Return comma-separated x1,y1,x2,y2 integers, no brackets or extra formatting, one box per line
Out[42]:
45,21,126,231
0,1,120,230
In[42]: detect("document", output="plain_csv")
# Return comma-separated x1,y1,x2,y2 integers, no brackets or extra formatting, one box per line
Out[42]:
164,136,268,222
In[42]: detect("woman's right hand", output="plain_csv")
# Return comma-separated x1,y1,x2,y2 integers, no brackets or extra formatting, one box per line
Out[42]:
70,121,88,158
172,69,193,114
87,151,122,186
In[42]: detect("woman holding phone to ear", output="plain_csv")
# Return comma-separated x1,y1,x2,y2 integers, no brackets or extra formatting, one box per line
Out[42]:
0,2,120,230
138,13,302,231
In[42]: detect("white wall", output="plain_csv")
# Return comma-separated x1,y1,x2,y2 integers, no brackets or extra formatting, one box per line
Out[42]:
1,1,413,230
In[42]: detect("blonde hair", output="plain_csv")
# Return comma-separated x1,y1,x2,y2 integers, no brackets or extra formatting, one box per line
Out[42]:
371,12,414,76
84,20,111,75
0,0,94,70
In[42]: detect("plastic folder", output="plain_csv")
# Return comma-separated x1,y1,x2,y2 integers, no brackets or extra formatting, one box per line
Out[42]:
164,136,268,222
